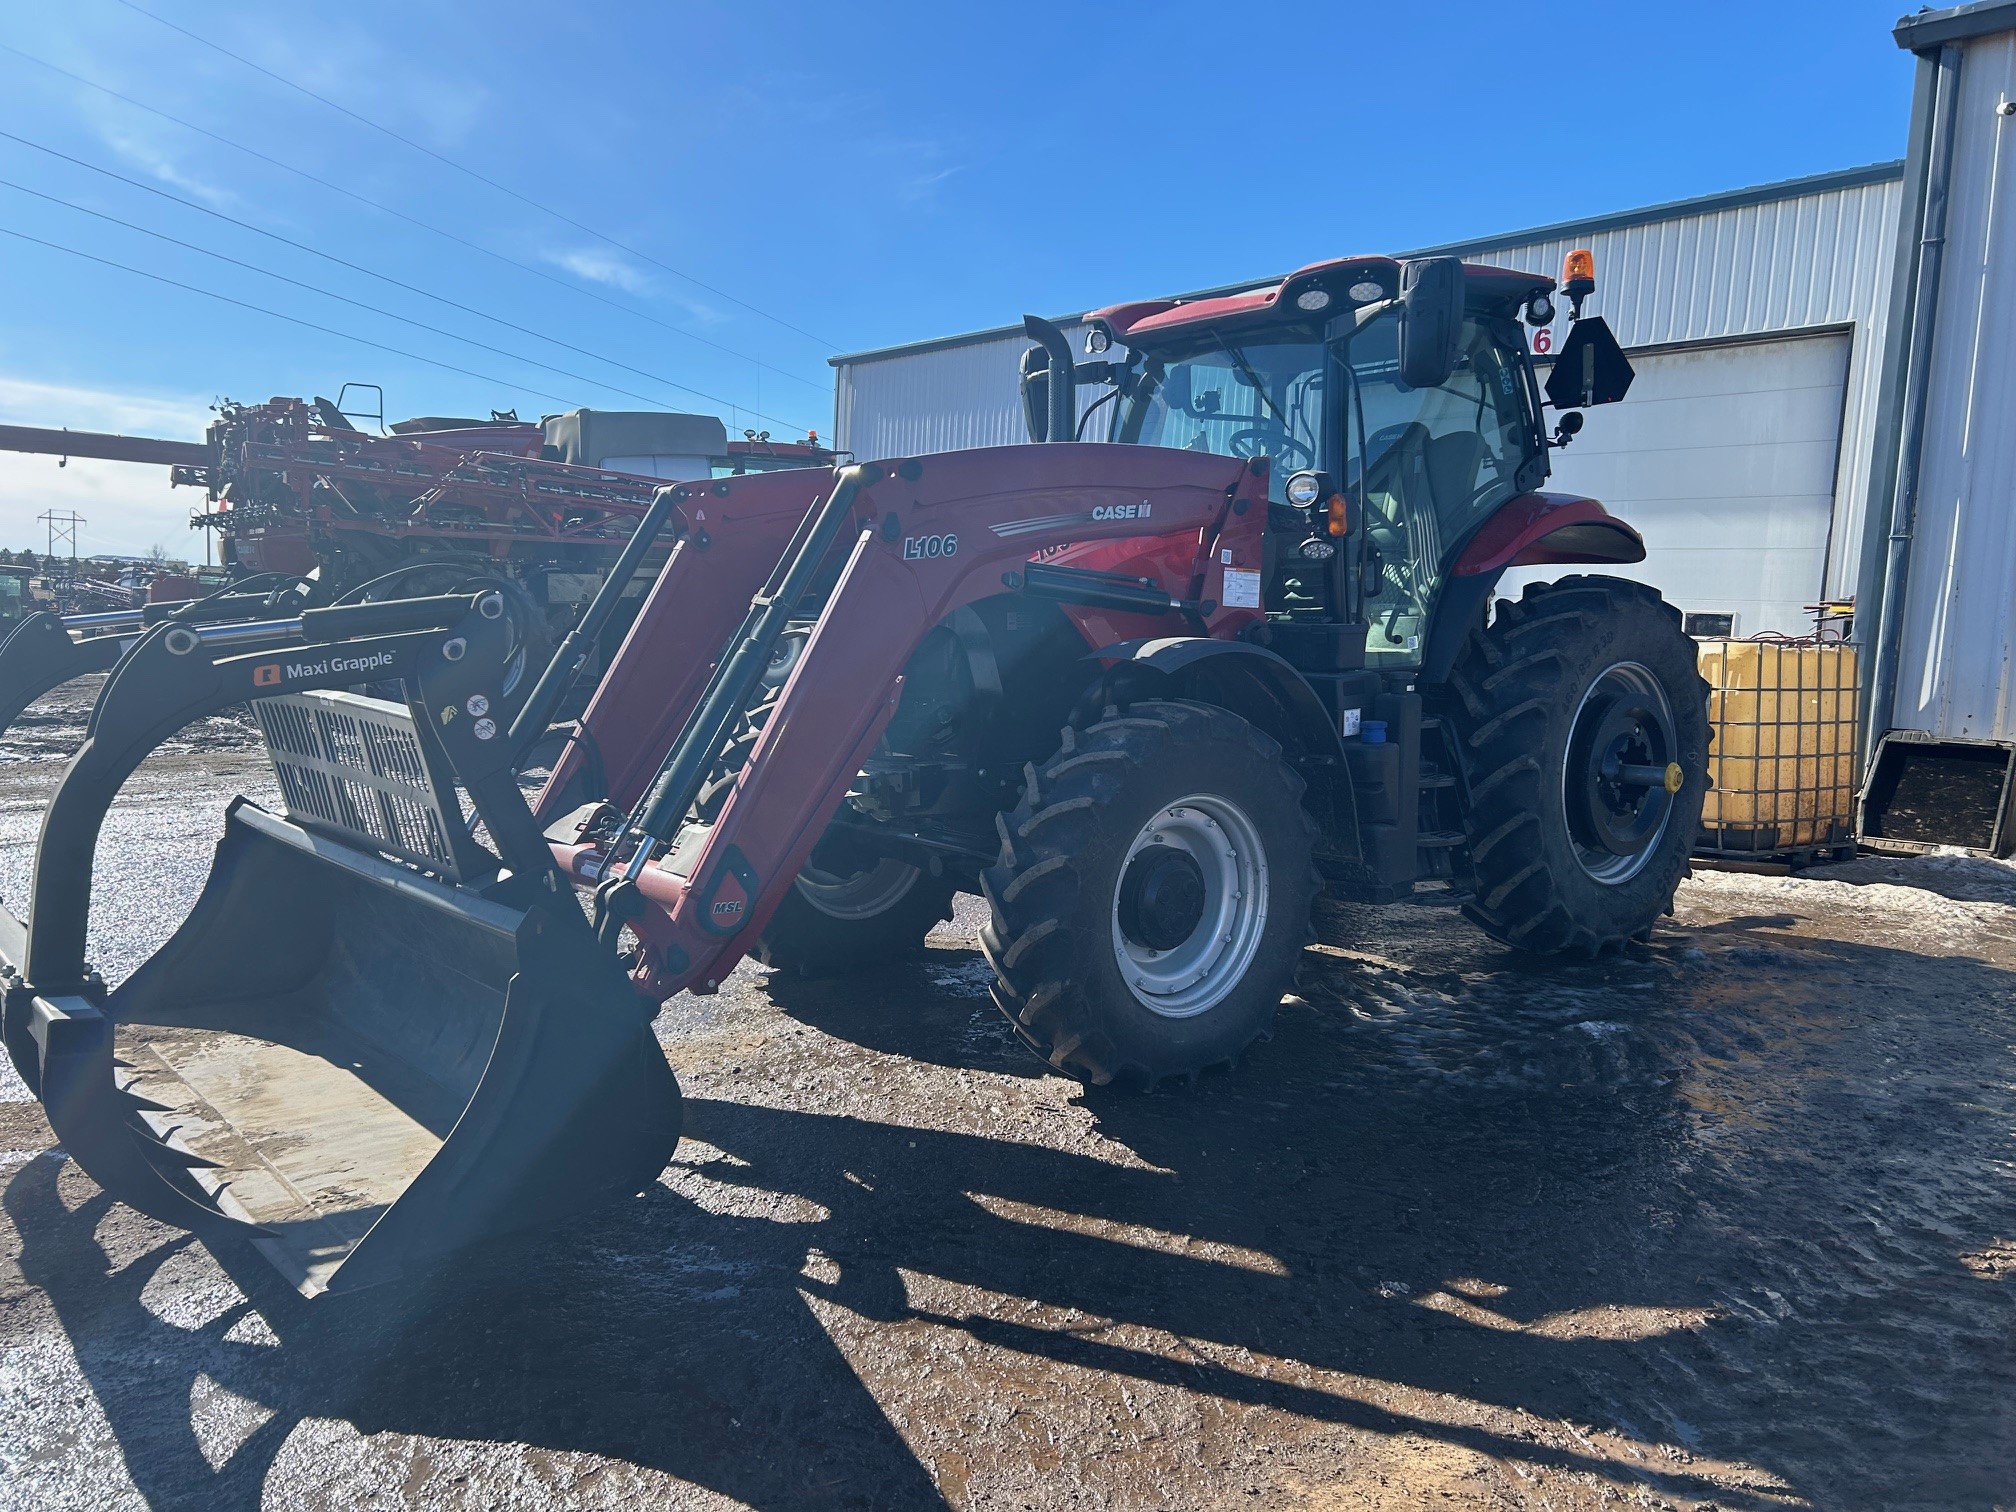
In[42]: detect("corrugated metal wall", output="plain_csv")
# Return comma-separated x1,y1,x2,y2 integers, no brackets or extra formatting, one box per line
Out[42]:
1889,29,2016,741
834,172,1901,594
1454,178,1899,592
835,322,1099,459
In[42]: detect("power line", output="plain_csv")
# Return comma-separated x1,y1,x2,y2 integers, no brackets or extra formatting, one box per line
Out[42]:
110,0,836,351
0,130,817,433
0,223,586,407
0,40,833,395
0,176,822,431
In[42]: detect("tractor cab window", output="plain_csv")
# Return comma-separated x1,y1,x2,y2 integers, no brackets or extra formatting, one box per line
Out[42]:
1343,313,1534,665
1118,326,1327,503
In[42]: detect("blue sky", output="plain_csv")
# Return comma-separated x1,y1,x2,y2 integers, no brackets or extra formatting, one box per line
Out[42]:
1,0,1916,555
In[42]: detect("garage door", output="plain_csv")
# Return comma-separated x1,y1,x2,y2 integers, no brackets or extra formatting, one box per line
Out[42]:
1500,330,1850,638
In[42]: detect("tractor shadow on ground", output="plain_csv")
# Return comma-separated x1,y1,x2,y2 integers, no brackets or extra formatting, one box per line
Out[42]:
10,915,2016,1511
758,942,1042,1079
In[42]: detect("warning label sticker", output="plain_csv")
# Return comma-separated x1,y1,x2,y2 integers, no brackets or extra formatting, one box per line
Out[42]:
1221,567,1262,609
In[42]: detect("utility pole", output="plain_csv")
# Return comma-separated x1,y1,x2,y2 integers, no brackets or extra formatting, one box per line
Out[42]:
38,509,84,611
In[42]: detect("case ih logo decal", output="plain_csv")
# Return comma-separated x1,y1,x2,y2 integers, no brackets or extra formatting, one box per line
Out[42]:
901,532,958,560
991,505,1152,539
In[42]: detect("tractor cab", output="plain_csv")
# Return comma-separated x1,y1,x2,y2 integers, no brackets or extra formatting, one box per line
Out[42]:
1027,253,1636,669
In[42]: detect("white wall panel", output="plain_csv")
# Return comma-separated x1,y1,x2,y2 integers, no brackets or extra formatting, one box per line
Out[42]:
1890,30,2016,740
1500,333,1852,636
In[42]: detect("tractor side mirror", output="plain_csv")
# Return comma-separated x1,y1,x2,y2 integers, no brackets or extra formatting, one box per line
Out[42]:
1397,257,1465,390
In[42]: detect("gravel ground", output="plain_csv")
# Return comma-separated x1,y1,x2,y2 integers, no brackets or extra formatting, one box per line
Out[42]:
2,678,2014,1510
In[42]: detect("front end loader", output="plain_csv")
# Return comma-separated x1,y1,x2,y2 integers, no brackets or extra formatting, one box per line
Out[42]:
1,499,683,1295
7,247,1707,1291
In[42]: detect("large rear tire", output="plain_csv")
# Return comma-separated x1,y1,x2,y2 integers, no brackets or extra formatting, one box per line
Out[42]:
981,700,1320,1087
1445,575,1709,955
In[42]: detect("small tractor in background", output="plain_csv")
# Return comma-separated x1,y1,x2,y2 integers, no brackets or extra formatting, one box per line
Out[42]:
1,247,1710,1294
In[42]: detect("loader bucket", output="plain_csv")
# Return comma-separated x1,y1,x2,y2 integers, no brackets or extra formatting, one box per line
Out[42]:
25,800,682,1296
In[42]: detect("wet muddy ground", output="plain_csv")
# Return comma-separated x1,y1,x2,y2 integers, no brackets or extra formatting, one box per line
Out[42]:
1,677,2013,1509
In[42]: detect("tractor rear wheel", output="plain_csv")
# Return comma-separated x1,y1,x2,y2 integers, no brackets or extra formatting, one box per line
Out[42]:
981,700,1320,1087
1445,575,1709,955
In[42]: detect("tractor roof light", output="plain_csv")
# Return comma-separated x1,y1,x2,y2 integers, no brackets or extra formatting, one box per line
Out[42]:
1084,325,1112,355
1561,248,1596,317
1294,287,1332,313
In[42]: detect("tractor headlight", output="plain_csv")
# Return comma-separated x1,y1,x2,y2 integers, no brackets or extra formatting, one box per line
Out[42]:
1083,326,1112,354
1294,287,1331,313
1297,538,1337,560
1284,471,1323,508
1525,292,1556,327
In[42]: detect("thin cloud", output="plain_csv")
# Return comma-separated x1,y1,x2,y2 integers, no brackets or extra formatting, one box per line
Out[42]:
87,113,238,208
900,164,963,206
0,374,214,558
0,373,209,437
542,246,655,295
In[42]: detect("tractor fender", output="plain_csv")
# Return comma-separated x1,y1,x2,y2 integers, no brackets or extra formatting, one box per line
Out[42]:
1424,493,1647,682
1091,637,1359,857
1450,492,1644,578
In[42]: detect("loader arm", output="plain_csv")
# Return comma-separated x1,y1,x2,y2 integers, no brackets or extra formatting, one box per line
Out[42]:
534,469,835,820
557,443,1272,1001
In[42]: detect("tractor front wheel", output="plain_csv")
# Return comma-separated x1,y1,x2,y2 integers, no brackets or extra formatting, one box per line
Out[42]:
1446,575,1710,955
753,856,958,977
981,700,1320,1087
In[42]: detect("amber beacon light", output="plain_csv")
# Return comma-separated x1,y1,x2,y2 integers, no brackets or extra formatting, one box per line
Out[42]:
1561,248,1596,315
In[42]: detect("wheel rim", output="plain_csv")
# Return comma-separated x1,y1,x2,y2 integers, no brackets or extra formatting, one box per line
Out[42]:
1561,661,1680,884
794,858,921,920
1110,793,1270,1019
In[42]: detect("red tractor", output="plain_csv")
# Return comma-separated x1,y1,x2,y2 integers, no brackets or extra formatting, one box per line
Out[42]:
2,250,1707,1293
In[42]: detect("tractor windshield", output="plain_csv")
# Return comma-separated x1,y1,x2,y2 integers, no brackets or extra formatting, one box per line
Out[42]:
1114,325,1328,502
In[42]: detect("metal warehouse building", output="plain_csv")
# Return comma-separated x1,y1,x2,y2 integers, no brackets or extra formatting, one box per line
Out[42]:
833,161,1903,642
